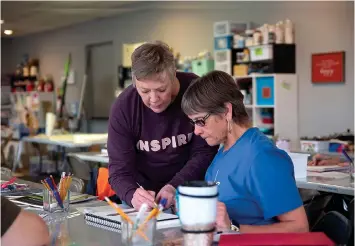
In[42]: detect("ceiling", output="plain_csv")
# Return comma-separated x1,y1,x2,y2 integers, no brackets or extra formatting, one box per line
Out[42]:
0,1,272,38
0,1,284,38
0,1,152,37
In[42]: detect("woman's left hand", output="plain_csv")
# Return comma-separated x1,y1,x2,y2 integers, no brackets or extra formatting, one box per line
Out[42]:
216,202,231,231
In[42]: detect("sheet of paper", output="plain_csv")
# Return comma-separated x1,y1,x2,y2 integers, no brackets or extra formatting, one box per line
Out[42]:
11,199,43,208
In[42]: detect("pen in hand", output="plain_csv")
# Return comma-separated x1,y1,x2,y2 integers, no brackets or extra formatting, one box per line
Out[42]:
136,182,144,189
136,182,158,207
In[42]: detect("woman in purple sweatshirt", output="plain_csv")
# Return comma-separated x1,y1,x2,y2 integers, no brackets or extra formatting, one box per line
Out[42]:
107,41,218,211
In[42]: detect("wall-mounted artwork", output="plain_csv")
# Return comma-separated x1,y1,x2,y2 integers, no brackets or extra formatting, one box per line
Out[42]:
312,51,345,83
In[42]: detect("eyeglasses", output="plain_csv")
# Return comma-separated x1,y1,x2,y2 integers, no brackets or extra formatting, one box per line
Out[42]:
189,114,211,127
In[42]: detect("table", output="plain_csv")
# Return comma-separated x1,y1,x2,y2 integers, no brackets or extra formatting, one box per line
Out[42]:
18,134,108,175
22,133,108,148
65,152,108,183
46,215,185,246
70,151,355,197
3,177,185,246
296,173,354,196
67,152,109,164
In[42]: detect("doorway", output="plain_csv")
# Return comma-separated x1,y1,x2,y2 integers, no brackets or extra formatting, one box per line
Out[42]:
85,41,115,120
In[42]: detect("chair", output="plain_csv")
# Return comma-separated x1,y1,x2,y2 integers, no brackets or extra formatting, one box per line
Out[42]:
66,155,92,180
69,176,85,193
349,199,354,246
66,154,97,194
0,167,12,177
96,167,116,200
1,129,13,167
312,211,352,245
303,193,333,229
349,199,354,225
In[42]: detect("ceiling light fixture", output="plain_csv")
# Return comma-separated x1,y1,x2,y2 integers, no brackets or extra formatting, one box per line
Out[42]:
4,30,13,35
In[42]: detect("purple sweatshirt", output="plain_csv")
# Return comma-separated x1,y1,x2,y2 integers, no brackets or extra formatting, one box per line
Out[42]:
107,72,218,205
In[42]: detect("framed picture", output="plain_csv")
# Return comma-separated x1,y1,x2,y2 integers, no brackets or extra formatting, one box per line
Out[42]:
311,51,345,83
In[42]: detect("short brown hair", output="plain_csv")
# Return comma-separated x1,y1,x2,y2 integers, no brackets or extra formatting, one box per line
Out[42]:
131,41,175,82
181,71,250,126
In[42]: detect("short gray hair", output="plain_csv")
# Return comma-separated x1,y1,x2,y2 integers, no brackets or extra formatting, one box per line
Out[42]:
181,71,250,126
131,41,175,82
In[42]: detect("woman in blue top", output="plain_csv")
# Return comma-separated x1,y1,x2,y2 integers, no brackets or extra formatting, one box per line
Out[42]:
181,71,308,233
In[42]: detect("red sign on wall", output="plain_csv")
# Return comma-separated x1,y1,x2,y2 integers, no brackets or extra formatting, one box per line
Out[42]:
311,51,345,83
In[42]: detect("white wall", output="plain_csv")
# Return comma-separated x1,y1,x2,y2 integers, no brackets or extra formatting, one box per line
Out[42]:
2,1,354,136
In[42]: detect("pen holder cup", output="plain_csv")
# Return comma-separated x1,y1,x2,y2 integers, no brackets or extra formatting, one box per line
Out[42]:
121,213,156,246
48,218,70,244
43,189,70,213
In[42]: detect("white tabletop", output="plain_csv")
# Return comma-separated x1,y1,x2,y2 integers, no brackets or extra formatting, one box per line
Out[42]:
296,171,354,196
0,177,189,246
22,134,108,148
67,152,109,164
68,151,355,196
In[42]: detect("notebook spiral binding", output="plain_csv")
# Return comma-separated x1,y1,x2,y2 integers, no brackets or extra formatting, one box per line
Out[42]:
84,213,121,233
85,220,121,233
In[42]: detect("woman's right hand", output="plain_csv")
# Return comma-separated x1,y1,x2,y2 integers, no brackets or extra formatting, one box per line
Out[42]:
131,188,156,211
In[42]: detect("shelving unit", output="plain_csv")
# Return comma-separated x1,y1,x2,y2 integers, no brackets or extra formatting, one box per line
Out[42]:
232,44,296,76
235,73,299,148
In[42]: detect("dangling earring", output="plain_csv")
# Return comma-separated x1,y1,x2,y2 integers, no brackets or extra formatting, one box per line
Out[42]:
227,120,232,134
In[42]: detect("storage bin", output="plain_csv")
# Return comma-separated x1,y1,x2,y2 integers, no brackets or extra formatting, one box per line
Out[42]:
214,50,231,64
214,36,233,50
191,59,214,77
256,76,274,106
287,152,310,179
215,62,232,75
329,141,347,153
233,65,249,76
300,141,330,153
213,21,250,37
249,44,273,62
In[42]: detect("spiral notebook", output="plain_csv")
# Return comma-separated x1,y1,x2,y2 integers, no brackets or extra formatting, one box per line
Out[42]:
84,206,180,232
